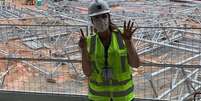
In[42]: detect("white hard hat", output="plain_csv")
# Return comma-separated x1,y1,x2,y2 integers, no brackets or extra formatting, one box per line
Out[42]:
88,0,110,17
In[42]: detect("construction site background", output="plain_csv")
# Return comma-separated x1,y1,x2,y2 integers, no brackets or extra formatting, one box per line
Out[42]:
0,0,201,101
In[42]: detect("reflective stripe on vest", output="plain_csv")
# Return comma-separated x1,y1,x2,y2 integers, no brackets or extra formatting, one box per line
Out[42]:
115,30,124,49
90,75,132,86
120,56,126,72
89,85,134,97
114,30,127,72
90,35,99,74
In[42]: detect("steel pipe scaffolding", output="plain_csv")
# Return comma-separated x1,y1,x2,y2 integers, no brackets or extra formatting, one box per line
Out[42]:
0,0,201,100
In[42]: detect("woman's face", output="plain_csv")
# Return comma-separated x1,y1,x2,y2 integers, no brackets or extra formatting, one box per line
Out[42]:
91,13,109,33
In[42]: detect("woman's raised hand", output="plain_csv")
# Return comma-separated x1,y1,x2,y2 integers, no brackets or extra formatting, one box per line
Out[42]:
122,20,137,41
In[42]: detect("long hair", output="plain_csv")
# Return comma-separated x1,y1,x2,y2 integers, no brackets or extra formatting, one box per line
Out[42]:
108,14,118,32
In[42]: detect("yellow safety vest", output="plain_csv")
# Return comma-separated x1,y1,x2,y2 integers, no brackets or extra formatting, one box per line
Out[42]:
86,29,135,101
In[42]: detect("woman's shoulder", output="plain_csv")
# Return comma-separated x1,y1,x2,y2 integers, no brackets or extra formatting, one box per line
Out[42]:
113,28,123,35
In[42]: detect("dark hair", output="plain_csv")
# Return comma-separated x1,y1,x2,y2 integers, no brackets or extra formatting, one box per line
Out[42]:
108,13,118,31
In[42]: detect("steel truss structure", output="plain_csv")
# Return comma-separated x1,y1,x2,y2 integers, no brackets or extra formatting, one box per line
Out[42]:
0,0,201,100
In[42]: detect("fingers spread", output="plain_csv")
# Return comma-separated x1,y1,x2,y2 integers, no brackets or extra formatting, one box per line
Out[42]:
129,22,134,31
127,20,131,30
131,28,137,34
80,28,85,38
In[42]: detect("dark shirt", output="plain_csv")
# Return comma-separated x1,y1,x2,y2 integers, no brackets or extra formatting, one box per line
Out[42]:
98,32,112,68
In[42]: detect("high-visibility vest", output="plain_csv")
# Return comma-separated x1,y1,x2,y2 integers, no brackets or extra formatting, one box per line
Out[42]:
86,29,135,101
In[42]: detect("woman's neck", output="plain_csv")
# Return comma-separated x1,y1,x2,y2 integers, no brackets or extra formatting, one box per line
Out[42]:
98,29,110,40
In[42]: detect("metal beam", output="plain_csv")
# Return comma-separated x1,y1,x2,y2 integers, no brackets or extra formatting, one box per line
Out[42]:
133,36,199,53
158,69,199,99
150,53,201,77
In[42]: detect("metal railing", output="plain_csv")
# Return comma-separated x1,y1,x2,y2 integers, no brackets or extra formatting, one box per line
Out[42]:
0,24,201,101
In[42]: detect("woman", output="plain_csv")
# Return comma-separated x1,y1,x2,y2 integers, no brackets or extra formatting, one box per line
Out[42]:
79,0,140,101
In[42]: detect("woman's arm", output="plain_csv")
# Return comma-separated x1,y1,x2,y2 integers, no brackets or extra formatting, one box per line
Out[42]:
81,47,92,77
121,20,140,68
125,39,140,68
79,29,92,77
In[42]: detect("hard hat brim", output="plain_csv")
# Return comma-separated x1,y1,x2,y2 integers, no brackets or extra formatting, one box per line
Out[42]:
89,10,110,17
